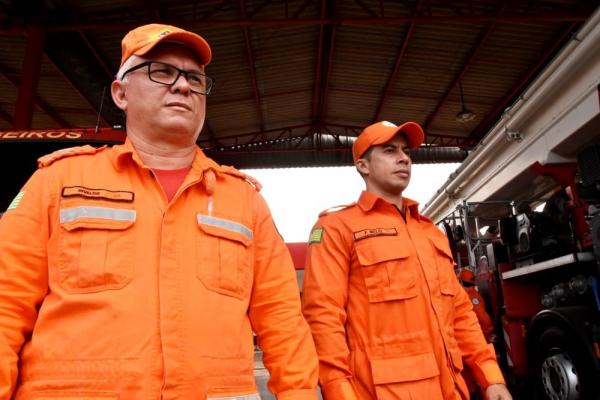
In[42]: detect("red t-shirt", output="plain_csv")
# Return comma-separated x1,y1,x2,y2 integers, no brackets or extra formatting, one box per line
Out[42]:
152,167,191,202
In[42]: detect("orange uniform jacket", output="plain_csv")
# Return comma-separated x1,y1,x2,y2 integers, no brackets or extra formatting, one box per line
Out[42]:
302,192,504,400
464,286,495,342
0,140,318,400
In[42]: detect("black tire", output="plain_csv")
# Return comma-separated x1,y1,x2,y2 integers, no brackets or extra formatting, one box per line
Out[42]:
532,326,599,400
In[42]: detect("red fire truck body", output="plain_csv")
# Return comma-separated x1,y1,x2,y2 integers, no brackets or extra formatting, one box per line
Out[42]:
421,10,600,400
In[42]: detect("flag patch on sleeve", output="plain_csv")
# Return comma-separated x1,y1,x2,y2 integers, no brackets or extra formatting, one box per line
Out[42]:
309,227,324,244
7,191,25,211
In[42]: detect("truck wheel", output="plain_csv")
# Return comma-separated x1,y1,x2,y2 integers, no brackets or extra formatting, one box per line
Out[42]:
534,326,597,400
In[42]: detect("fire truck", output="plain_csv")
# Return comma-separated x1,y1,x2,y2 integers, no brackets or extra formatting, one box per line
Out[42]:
420,8,600,400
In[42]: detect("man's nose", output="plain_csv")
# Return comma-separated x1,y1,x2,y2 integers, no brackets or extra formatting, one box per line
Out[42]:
170,72,192,93
397,151,410,163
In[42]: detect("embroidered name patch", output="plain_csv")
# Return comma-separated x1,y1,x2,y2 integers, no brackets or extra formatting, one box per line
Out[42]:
309,227,324,244
353,228,398,241
62,186,134,202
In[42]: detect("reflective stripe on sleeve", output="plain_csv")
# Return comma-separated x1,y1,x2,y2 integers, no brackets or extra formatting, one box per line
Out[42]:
60,206,136,223
197,214,253,241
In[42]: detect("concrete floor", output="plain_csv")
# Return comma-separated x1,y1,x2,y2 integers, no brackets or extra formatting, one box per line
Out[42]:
254,351,274,400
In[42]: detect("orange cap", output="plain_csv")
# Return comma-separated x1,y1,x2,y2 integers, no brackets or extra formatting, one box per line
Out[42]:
120,23,212,67
352,121,424,161
458,268,475,284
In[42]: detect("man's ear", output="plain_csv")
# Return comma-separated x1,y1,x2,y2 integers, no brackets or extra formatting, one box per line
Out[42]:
355,158,370,176
111,80,127,111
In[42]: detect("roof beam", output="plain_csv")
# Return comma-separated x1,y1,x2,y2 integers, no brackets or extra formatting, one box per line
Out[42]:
13,26,45,129
311,0,336,125
0,107,13,124
78,31,114,80
198,122,471,147
200,121,223,147
354,0,379,18
319,26,336,123
310,0,327,124
248,0,273,19
0,13,589,34
44,52,112,127
291,0,313,19
239,0,265,133
423,1,507,130
469,22,579,142
197,0,231,19
372,0,425,122
0,39,70,128
0,63,70,127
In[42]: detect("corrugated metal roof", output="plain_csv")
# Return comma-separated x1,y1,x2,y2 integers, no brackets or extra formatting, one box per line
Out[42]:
0,0,596,166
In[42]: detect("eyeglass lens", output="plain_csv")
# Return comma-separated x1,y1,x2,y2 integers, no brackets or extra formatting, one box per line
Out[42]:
148,62,212,94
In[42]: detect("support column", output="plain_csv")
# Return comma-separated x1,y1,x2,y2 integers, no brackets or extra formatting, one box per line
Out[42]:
12,25,45,129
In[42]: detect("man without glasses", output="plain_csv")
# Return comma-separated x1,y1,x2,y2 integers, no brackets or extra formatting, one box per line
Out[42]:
302,121,512,400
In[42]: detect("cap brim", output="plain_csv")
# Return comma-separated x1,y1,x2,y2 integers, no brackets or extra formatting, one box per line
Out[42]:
134,31,212,66
370,121,424,149
394,122,424,149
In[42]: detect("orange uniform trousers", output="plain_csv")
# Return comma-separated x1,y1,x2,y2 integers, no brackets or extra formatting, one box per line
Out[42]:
302,191,505,400
0,140,318,400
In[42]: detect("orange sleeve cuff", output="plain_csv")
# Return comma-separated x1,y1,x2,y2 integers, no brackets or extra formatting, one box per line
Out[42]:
321,379,359,400
472,360,506,389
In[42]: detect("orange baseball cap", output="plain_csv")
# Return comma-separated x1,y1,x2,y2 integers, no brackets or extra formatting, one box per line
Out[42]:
458,268,476,284
120,23,212,67
352,121,424,161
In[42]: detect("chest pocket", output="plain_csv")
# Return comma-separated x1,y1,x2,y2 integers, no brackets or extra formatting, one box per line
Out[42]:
196,214,253,300
355,238,417,303
58,205,136,293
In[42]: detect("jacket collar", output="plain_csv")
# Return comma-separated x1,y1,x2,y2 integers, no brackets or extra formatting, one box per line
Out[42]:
111,138,219,174
357,190,421,220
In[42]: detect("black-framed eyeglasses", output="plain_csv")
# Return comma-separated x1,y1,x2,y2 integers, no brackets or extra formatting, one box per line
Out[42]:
120,61,214,95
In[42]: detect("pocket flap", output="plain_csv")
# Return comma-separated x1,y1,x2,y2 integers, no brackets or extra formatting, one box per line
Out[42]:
355,240,410,266
60,206,135,232
429,236,454,261
197,214,252,246
370,352,440,384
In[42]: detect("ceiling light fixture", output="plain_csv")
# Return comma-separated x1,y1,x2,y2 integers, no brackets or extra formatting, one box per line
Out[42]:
456,81,476,123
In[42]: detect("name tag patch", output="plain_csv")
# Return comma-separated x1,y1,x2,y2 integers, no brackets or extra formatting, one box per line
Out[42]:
62,186,134,202
353,228,398,241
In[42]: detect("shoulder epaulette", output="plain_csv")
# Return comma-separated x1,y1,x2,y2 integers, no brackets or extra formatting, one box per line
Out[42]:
318,202,356,217
38,145,107,168
218,164,262,192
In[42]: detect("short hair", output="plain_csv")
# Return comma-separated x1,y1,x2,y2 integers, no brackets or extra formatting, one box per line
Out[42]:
359,146,374,161
355,147,374,178
116,54,146,82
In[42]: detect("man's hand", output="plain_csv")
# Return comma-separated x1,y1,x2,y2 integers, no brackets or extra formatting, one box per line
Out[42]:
485,383,512,400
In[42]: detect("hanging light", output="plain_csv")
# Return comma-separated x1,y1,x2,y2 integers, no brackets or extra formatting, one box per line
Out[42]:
456,81,476,123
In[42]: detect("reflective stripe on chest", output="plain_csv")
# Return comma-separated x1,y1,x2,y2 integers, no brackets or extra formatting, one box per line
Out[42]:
197,214,253,241
60,206,136,223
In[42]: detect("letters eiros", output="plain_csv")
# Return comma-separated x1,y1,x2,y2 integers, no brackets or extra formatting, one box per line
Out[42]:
0,131,82,139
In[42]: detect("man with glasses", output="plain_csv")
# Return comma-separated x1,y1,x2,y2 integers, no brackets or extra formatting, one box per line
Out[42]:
0,23,318,399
